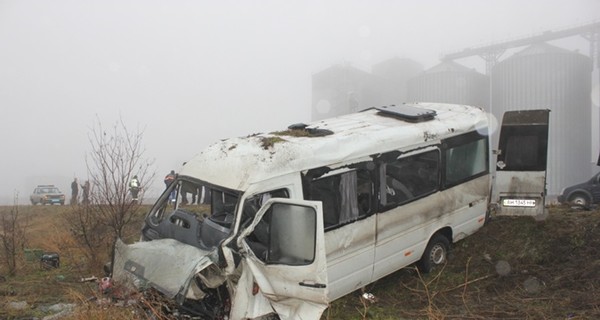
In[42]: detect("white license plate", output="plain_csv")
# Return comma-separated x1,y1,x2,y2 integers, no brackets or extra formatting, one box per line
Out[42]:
502,199,536,207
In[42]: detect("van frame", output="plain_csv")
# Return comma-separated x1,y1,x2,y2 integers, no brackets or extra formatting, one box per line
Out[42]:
113,103,549,319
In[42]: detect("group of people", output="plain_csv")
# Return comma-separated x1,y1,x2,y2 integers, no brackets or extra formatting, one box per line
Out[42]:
69,175,142,205
67,167,198,205
70,178,90,205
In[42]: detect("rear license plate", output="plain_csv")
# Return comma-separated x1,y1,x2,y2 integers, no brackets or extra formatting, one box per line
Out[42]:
502,199,536,207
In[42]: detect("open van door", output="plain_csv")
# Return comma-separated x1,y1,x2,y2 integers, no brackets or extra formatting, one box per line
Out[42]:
494,109,550,217
237,198,328,319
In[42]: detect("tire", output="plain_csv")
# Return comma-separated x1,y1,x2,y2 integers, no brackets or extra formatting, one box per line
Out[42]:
418,234,450,273
569,193,590,209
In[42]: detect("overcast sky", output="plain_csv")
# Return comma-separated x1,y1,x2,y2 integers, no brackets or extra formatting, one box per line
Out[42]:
1,0,599,204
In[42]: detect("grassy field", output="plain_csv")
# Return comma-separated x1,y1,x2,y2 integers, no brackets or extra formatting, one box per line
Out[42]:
1,204,599,319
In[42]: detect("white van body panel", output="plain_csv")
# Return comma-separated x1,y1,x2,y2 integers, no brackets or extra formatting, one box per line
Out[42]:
112,103,551,319
372,175,489,281
179,103,488,192
324,214,376,300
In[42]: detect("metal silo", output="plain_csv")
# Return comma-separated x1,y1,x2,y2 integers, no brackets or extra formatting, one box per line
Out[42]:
406,61,489,108
491,42,593,197
371,57,423,104
312,64,386,121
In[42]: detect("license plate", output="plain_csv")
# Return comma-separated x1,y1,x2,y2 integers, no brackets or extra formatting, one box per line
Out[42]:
502,199,536,207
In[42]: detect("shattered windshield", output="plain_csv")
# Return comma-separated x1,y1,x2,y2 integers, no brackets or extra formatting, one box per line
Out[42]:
142,177,241,250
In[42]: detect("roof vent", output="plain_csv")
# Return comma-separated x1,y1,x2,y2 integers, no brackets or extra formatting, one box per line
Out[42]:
375,104,436,122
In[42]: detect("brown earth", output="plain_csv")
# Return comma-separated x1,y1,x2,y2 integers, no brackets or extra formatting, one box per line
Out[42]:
0,205,599,319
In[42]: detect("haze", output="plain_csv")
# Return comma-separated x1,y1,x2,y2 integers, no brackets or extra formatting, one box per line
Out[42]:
1,0,599,204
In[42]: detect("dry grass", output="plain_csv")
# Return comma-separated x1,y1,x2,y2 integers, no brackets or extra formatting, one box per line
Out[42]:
324,206,600,319
2,204,599,319
0,204,147,319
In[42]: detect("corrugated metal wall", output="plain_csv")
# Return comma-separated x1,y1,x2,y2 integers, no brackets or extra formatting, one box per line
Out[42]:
491,43,593,197
406,61,489,108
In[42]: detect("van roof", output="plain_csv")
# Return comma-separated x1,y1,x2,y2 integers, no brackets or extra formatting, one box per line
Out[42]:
180,103,488,191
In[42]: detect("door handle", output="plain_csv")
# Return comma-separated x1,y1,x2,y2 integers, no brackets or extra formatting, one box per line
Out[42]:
299,281,326,288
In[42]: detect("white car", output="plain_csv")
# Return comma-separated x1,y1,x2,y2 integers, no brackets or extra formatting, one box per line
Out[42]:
30,185,65,205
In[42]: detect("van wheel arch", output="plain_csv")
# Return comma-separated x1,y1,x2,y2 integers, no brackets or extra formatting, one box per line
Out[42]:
418,232,451,273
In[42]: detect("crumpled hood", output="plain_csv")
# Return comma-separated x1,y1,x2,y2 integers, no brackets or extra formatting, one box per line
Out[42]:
113,238,215,300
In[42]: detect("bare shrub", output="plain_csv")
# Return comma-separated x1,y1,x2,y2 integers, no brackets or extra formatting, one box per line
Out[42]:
0,192,29,275
62,205,112,270
75,116,156,272
86,117,155,240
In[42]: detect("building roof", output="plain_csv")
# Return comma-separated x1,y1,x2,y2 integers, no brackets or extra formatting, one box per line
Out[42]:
423,61,480,75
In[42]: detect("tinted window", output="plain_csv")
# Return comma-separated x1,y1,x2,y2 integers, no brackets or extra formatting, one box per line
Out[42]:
443,133,488,188
305,167,374,231
381,149,439,208
497,125,548,171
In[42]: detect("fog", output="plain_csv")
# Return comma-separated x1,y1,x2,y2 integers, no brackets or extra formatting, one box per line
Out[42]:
1,0,599,204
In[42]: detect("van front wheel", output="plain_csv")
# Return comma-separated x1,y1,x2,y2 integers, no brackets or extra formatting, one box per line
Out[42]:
418,234,449,273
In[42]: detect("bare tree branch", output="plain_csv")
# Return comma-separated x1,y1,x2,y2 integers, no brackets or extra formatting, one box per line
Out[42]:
84,115,156,241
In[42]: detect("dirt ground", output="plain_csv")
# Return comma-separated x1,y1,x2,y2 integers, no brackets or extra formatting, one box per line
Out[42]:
1,205,599,319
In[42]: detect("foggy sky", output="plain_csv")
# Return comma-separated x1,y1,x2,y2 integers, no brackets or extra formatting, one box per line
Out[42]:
1,0,599,204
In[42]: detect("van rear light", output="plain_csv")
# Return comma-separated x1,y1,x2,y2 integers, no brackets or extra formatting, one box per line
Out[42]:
252,282,260,295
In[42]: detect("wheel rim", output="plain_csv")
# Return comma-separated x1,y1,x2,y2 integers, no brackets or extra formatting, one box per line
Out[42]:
430,244,446,265
571,196,588,207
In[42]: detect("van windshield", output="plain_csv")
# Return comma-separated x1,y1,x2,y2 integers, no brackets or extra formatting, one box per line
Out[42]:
143,177,241,250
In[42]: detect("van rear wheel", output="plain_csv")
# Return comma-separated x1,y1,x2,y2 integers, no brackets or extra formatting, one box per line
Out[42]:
418,234,449,273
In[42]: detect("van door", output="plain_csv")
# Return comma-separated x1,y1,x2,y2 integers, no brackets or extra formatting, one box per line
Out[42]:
237,198,328,318
494,109,550,217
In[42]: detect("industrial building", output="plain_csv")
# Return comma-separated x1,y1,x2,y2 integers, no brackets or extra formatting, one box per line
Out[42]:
491,43,593,196
406,61,489,108
311,64,386,120
311,20,599,199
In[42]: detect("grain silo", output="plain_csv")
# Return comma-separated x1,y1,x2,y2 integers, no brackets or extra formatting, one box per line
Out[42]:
491,42,593,197
406,61,489,108
371,57,423,104
311,64,386,121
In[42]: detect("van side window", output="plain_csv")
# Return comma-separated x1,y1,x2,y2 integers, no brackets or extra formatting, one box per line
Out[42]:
443,133,488,188
381,149,439,207
305,168,374,231
246,203,316,265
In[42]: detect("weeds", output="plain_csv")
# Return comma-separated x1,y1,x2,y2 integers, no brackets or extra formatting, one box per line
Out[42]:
0,192,29,276
2,205,600,319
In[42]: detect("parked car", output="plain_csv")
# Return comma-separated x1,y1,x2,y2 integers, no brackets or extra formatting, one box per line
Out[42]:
30,185,65,205
558,172,600,208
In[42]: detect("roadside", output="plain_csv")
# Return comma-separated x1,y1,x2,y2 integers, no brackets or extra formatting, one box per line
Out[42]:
1,205,598,319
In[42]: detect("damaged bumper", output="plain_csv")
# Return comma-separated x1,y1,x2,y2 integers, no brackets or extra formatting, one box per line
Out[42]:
112,238,217,302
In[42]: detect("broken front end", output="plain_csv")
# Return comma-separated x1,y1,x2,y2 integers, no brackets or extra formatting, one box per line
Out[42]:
112,177,329,319
113,177,241,318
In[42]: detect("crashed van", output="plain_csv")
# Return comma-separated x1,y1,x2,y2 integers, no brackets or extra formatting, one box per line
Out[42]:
113,103,549,319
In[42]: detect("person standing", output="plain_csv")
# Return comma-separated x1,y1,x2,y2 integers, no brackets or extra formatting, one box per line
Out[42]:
71,178,79,205
164,170,176,202
81,180,90,205
129,175,140,201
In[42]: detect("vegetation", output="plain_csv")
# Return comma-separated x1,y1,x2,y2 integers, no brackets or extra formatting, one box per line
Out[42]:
0,204,598,319
85,117,155,252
